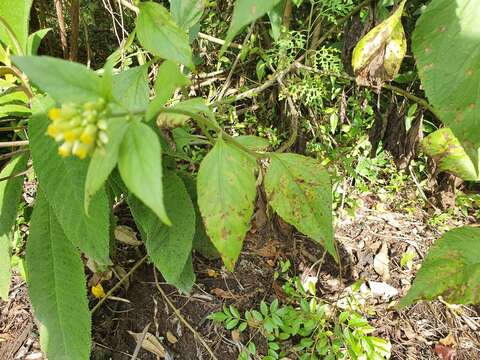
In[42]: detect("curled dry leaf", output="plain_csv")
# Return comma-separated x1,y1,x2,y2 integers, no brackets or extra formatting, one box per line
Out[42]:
352,0,406,88
166,331,178,344
114,225,142,246
128,331,166,358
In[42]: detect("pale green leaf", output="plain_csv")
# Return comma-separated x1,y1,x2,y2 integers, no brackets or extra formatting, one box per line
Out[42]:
26,190,91,360
223,0,281,52
170,0,204,30
29,98,111,264
413,0,480,165
422,128,480,181
26,28,51,55
234,135,270,152
268,1,284,41
0,91,28,105
85,117,130,212
197,136,257,270
13,56,105,103
399,226,480,307
146,60,189,121
0,0,32,53
136,2,193,66
119,121,170,225
0,103,30,117
129,171,195,291
0,154,28,300
264,153,336,260
112,64,149,112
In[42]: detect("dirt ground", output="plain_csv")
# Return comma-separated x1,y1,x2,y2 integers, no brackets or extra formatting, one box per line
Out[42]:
1,196,479,360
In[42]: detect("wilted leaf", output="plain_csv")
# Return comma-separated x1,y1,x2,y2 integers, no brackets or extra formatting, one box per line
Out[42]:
352,0,406,87
399,226,480,308
422,128,479,181
373,242,390,281
434,344,456,360
128,331,166,357
114,225,141,246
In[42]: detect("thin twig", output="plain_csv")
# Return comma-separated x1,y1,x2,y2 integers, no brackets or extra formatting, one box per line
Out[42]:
131,323,150,360
91,254,148,314
216,24,254,101
0,140,29,148
153,268,219,360
0,167,30,182
198,32,243,49
0,148,29,161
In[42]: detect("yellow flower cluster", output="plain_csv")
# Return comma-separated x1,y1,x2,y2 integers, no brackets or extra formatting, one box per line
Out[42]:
47,99,109,159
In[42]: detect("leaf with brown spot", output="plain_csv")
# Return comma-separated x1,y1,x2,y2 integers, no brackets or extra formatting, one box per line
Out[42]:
264,153,336,260
197,136,257,270
422,128,479,181
434,344,456,360
413,0,480,166
399,226,480,308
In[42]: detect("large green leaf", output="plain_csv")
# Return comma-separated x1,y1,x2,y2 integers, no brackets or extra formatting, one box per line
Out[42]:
13,56,105,103
413,0,480,165
264,154,336,260
129,170,195,292
0,0,32,53
85,117,130,212
29,98,111,264
422,128,480,181
222,0,281,52
0,154,28,300
26,190,91,360
136,2,193,67
146,60,189,121
197,137,257,270
118,121,170,225
267,1,284,41
26,28,51,55
170,0,204,31
112,64,149,112
399,226,480,307
180,172,219,259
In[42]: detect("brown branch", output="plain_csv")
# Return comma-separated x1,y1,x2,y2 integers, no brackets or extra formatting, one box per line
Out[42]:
69,0,80,61
54,0,69,58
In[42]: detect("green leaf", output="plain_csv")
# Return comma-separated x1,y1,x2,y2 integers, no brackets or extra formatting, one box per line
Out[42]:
0,0,32,53
222,0,281,52
0,91,28,105
175,255,195,293
129,170,195,291
268,1,284,41
422,128,480,181
264,153,336,260
234,135,270,152
85,117,130,212
112,64,150,112
146,60,190,121
26,28,51,55
412,0,480,165
0,154,28,300
197,136,257,270
179,172,219,259
29,98,111,264
13,56,104,103
0,104,30,117
399,226,480,307
170,0,204,31
119,121,170,225
26,190,91,360
136,2,193,67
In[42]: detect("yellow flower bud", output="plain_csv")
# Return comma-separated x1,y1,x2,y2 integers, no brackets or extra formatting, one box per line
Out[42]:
80,125,97,145
91,283,105,299
58,142,73,157
48,108,62,121
98,131,109,145
47,124,60,137
64,127,83,142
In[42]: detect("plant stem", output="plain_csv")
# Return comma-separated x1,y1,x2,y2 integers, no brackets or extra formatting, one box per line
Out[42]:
0,140,29,148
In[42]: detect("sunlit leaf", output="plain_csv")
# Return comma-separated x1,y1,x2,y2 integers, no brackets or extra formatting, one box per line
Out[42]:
399,226,480,307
